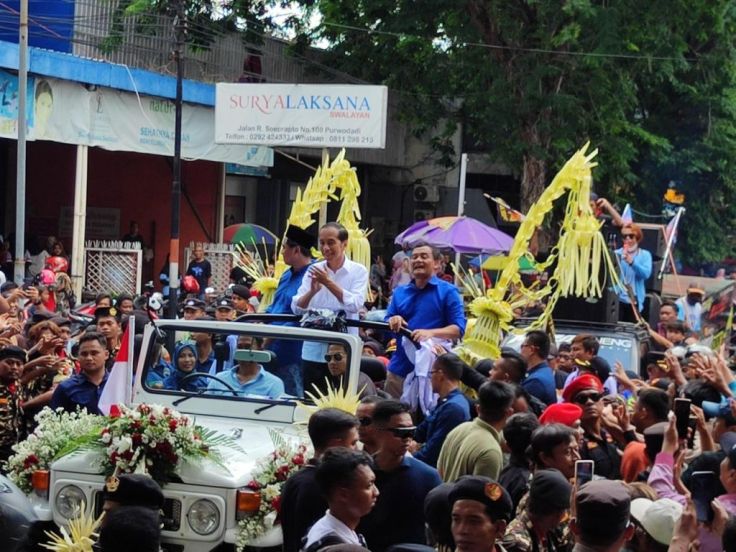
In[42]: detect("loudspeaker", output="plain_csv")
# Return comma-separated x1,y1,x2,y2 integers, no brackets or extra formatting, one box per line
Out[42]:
553,289,620,324
637,223,667,261
646,260,664,294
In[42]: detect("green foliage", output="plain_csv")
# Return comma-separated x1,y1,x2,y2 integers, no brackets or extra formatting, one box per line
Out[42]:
283,0,736,264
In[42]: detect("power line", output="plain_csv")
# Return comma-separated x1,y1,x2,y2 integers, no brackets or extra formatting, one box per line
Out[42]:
319,20,699,63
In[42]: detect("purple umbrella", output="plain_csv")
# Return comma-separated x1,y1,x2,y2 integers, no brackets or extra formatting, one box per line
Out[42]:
395,216,514,253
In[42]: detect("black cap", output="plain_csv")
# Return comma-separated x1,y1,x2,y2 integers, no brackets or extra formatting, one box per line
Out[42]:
285,225,316,250
231,284,250,300
575,480,631,543
50,316,71,328
448,476,513,522
29,310,55,324
183,298,205,311
529,469,572,512
102,474,164,510
423,482,456,548
94,306,120,320
0,346,27,362
0,281,18,294
216,297,234,310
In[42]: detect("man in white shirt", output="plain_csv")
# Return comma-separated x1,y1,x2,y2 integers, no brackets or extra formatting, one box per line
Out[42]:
303,447,378,552
292,222,368,395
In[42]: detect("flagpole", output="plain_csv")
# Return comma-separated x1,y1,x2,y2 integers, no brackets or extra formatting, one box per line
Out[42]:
658,207,684,280
128,316,136,401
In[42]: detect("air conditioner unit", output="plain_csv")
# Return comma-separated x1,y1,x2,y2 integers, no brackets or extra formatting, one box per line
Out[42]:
413,183,440,203
414,209,435,222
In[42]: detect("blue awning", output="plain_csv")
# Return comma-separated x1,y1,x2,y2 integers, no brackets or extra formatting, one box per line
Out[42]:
0,40,214,106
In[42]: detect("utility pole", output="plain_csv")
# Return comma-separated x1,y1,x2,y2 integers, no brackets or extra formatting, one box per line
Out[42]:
167,0,185,319
14,0,28,284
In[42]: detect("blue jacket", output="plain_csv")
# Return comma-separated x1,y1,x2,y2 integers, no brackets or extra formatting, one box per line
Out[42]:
521,361,557,406
414,388,471,467
50,372,109,415
615,247,652,312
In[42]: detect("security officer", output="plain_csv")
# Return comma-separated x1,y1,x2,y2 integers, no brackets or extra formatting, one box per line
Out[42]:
95,306,122,369
500,469,573,552
214,297,236,321
448,476,514,552
101,473,165,525
102,473,165,512
0,346,25,465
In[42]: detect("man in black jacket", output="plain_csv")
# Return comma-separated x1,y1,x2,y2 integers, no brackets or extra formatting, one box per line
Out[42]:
280,408,360,552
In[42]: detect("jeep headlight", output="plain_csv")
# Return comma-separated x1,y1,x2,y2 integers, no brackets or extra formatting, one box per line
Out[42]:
187,499,219,535
55,485,85,519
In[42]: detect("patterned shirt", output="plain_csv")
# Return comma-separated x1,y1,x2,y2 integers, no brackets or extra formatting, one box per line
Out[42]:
0,380,21,454
501,508,573,552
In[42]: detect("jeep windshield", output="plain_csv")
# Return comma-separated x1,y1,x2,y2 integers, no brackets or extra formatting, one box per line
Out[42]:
502,323,640,371
136,319,363,412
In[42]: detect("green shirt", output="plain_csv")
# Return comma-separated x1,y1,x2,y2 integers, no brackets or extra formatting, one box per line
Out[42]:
437,417,503,482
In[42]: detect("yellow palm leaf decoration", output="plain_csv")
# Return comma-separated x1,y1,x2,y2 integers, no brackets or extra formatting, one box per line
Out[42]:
42,504,104,552
455,143,622,365
240,149,370,311
297,377,363,416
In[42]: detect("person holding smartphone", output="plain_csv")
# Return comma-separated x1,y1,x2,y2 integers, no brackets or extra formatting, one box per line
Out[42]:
648,416,736,550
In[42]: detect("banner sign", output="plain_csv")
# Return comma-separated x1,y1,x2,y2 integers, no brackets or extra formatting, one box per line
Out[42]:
0,69,34,138
214,83,388,149
0,71,273,167
59,206,120,240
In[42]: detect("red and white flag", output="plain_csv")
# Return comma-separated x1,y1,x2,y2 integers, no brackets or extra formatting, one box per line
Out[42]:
98,316,135,416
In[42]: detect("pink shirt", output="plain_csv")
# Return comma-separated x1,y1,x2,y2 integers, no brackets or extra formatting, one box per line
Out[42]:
648,452,736,552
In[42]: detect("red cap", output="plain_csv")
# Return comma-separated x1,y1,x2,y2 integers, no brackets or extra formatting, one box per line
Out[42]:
539,403,583,427
562,373,604,403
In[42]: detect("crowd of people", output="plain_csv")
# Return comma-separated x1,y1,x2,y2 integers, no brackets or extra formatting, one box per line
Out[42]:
2,215,736,552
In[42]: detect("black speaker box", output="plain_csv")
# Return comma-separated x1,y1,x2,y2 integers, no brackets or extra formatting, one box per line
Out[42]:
637,223,667,260
553,289,620,324
645,260,664,294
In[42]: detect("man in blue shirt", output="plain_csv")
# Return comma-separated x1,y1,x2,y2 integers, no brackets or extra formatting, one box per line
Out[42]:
207,335,284,399
519,330,557,406
264,225,314,397
385,243,466,398
410,353,470,467
50,332,109,414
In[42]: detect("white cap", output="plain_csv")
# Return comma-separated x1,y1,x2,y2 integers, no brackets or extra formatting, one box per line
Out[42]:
630,498,683,545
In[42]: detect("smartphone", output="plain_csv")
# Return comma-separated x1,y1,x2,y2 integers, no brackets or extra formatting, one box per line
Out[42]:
575,460,594,487
691,471,720,523
675,398,692,439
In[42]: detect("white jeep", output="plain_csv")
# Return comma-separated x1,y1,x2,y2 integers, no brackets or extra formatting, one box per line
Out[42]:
34,316,365,552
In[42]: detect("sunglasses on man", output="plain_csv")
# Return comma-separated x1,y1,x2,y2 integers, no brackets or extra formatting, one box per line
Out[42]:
324,353,344,362
381,426,416,439
573,392,603,405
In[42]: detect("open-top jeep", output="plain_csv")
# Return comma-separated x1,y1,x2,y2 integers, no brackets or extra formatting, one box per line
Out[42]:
35,315,371,552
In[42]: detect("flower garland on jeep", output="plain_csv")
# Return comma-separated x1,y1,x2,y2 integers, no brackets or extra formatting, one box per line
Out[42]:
5,408,104,493
96,404,230,484
5,404,238,493
235,437,311,551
